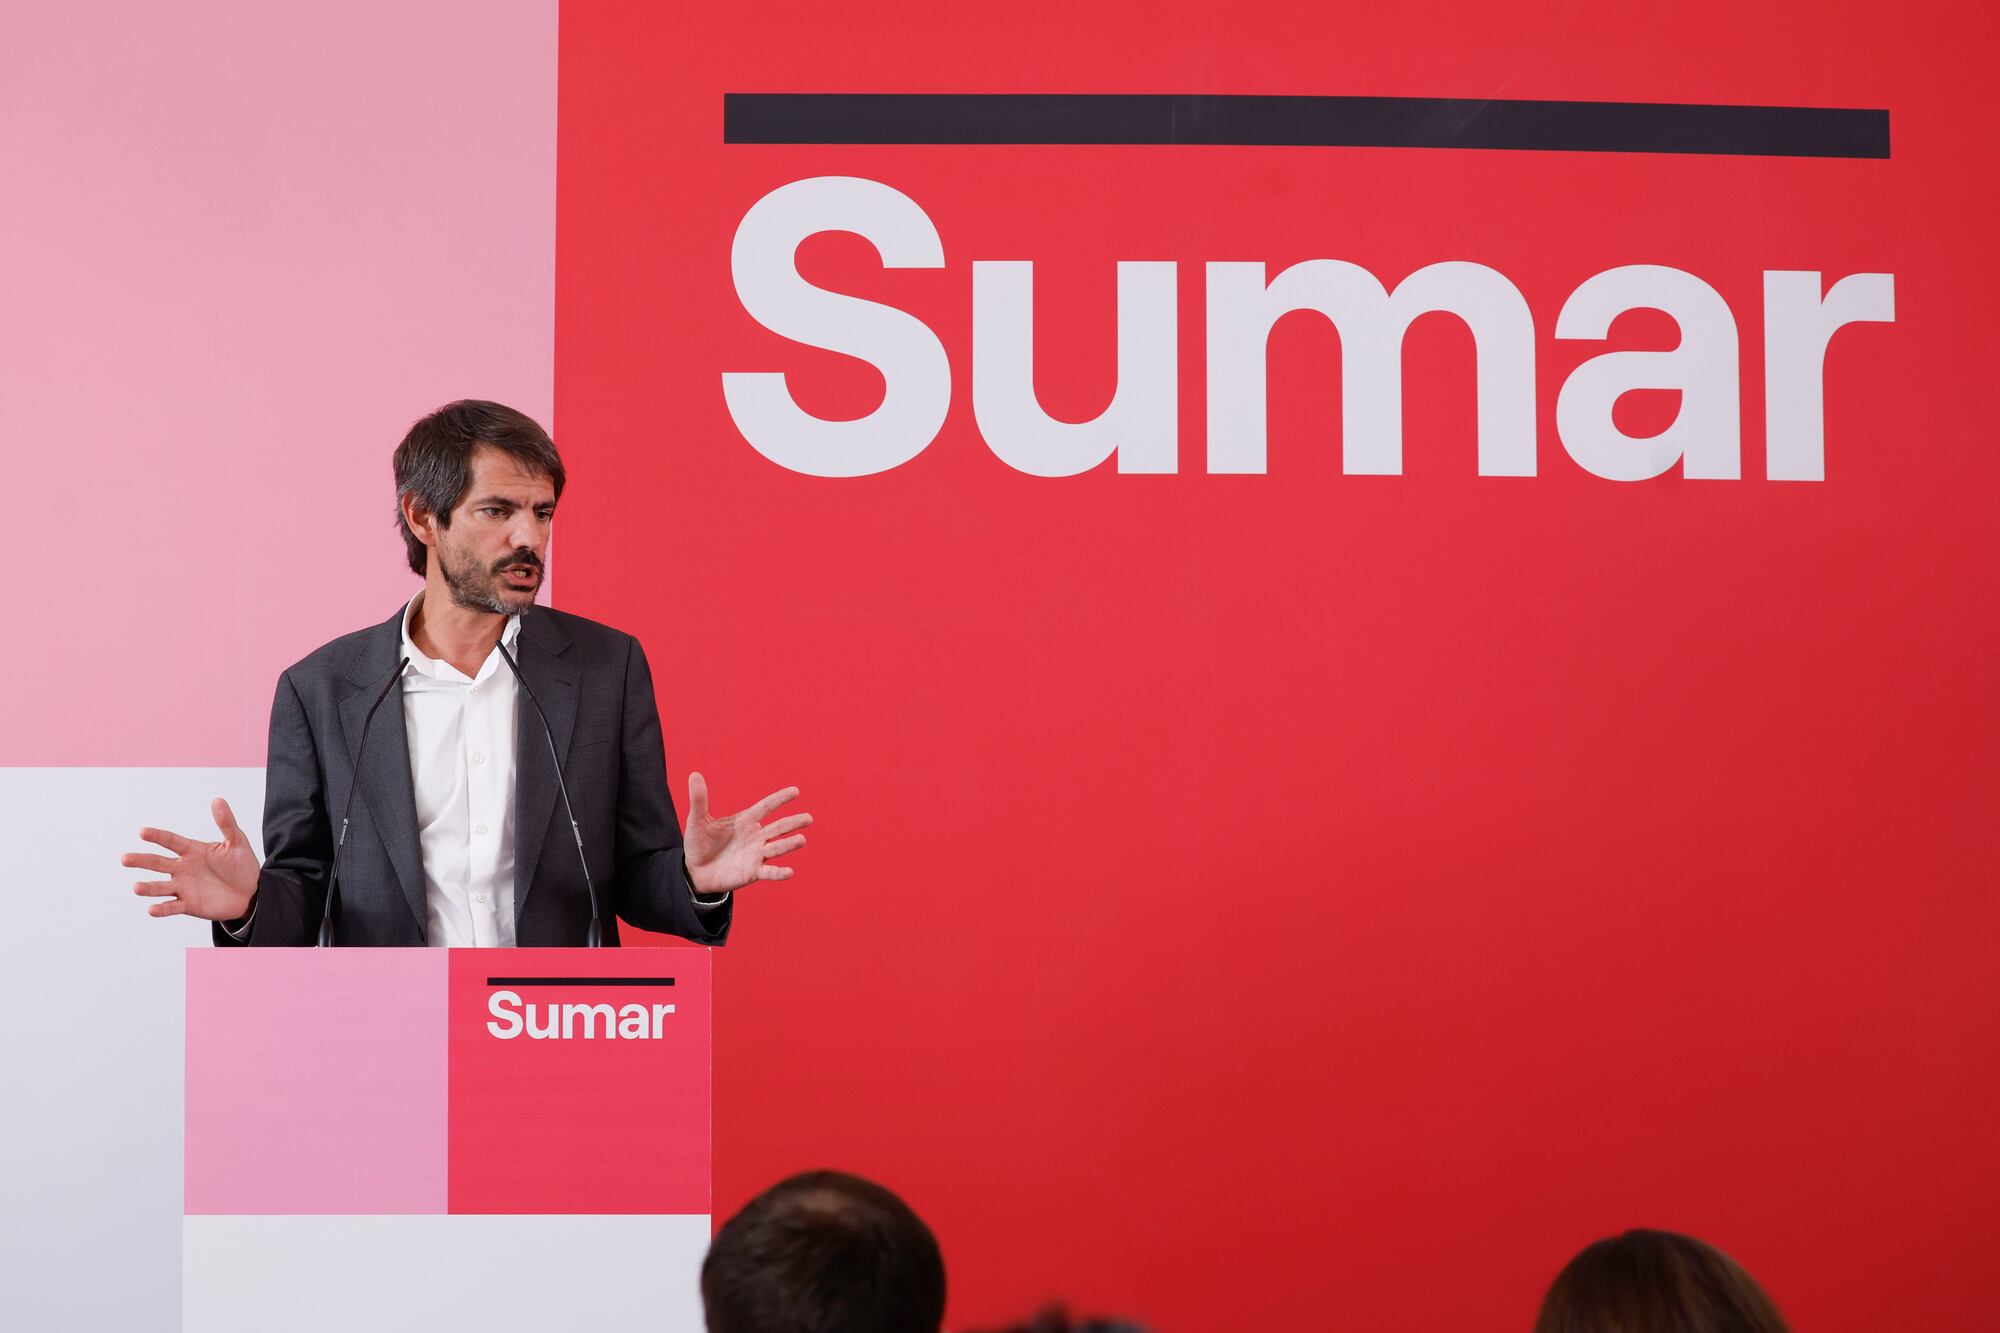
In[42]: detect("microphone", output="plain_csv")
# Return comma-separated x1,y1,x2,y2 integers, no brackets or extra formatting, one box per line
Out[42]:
318,657,409,947
496,641,603,947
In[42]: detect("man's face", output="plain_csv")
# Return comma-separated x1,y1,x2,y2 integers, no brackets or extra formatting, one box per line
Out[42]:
430,445,557,616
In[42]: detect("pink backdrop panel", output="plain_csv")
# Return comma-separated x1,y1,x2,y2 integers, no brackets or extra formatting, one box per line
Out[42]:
0,0,557,765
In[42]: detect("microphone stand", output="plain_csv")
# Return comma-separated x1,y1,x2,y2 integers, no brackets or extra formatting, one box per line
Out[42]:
318,657,409,947
496,641,603,947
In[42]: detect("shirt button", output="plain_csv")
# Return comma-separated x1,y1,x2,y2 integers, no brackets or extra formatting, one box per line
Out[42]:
475,822,489,835
472,752,485,765
475,893,488,904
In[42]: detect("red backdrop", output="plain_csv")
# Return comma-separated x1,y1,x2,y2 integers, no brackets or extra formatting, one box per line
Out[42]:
555,2,1997,1327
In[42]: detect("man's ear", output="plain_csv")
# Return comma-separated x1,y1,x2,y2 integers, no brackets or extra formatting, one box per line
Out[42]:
401,493,439,550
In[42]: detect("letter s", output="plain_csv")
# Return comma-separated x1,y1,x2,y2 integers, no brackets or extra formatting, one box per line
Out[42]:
487,989,523,1039
723,176,950,477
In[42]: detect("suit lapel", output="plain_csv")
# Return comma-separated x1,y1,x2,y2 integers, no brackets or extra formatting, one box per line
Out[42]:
511,610,578,924
340,613,427,938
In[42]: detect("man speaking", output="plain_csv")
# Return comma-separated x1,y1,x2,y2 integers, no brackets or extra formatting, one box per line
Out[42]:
121,400,808,946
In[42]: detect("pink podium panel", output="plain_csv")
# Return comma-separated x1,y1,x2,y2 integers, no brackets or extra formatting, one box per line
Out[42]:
183,948,713,1333
185,947,450,1215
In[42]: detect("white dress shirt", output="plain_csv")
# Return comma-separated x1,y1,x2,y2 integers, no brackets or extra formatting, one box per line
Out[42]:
400,594,520,947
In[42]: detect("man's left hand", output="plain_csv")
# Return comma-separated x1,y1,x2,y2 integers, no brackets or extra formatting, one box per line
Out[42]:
683,772,810,895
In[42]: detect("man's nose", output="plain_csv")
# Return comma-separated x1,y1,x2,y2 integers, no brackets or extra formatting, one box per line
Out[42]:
506,513,545,551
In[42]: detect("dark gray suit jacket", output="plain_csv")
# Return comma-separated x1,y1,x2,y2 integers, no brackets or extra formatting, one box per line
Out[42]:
213,605,731,948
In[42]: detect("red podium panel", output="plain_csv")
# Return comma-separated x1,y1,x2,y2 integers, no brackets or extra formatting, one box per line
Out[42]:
183,948,712,1332
448,948,712,1214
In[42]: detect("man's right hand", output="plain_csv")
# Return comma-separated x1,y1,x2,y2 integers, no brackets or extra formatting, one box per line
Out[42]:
123,797,261,923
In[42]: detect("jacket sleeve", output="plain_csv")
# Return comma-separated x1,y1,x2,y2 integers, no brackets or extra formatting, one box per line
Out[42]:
608,637,731,945
212,670,330,947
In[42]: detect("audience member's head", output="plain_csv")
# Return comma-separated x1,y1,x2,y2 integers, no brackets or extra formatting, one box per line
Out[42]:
1535,1229,1789,1333
702,1169,946,1333
969,1305,1151,1333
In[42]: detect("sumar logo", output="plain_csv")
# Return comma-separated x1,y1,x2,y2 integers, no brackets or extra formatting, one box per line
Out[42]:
486,979,677,1040
724,175,1893,484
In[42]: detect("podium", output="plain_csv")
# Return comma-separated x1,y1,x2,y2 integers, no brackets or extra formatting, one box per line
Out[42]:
182,947,713,1332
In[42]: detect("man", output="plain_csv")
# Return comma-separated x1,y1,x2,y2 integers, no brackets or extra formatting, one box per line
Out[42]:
702,1171,946,1333
122,400,807,945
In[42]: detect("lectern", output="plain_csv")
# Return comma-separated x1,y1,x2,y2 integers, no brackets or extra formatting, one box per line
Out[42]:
182,947,713,1331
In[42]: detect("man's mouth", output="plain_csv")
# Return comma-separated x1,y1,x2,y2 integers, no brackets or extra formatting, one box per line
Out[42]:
501,565,541,588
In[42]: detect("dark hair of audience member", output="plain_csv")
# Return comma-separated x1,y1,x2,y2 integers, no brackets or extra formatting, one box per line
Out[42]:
968,1304,1151,1333
1535,1229,1790,1333
701,1169,946,1333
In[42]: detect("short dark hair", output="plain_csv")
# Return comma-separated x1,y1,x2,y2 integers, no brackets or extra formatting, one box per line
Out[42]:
1535,1230,1790,1333
969,1306,1152,1333
392,400,565,575
701,1171,946,1333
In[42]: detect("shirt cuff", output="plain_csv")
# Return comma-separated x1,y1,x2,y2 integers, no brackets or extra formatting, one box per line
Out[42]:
220,894,259,942
683,861,731,913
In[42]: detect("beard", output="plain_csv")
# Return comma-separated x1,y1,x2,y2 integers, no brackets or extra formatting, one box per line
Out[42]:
439,543,541,617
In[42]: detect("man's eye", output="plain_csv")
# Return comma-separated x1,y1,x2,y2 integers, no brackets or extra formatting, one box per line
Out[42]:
480,507,505,518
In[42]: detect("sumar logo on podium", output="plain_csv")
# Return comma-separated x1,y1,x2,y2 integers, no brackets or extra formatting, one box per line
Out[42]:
484,975,678,1040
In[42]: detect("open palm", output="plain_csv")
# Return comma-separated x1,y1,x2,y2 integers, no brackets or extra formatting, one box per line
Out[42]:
122,798,261,922
682,772,810,896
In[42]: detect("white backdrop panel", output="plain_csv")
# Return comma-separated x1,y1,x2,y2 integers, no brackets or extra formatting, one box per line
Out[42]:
0,767,263,1332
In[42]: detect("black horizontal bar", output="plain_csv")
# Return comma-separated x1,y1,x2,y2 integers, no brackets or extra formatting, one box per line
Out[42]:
485,977,676,986
724,93,1889,159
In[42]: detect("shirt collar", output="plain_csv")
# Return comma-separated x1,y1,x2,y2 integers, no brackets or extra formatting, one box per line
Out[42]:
399,592,522,685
